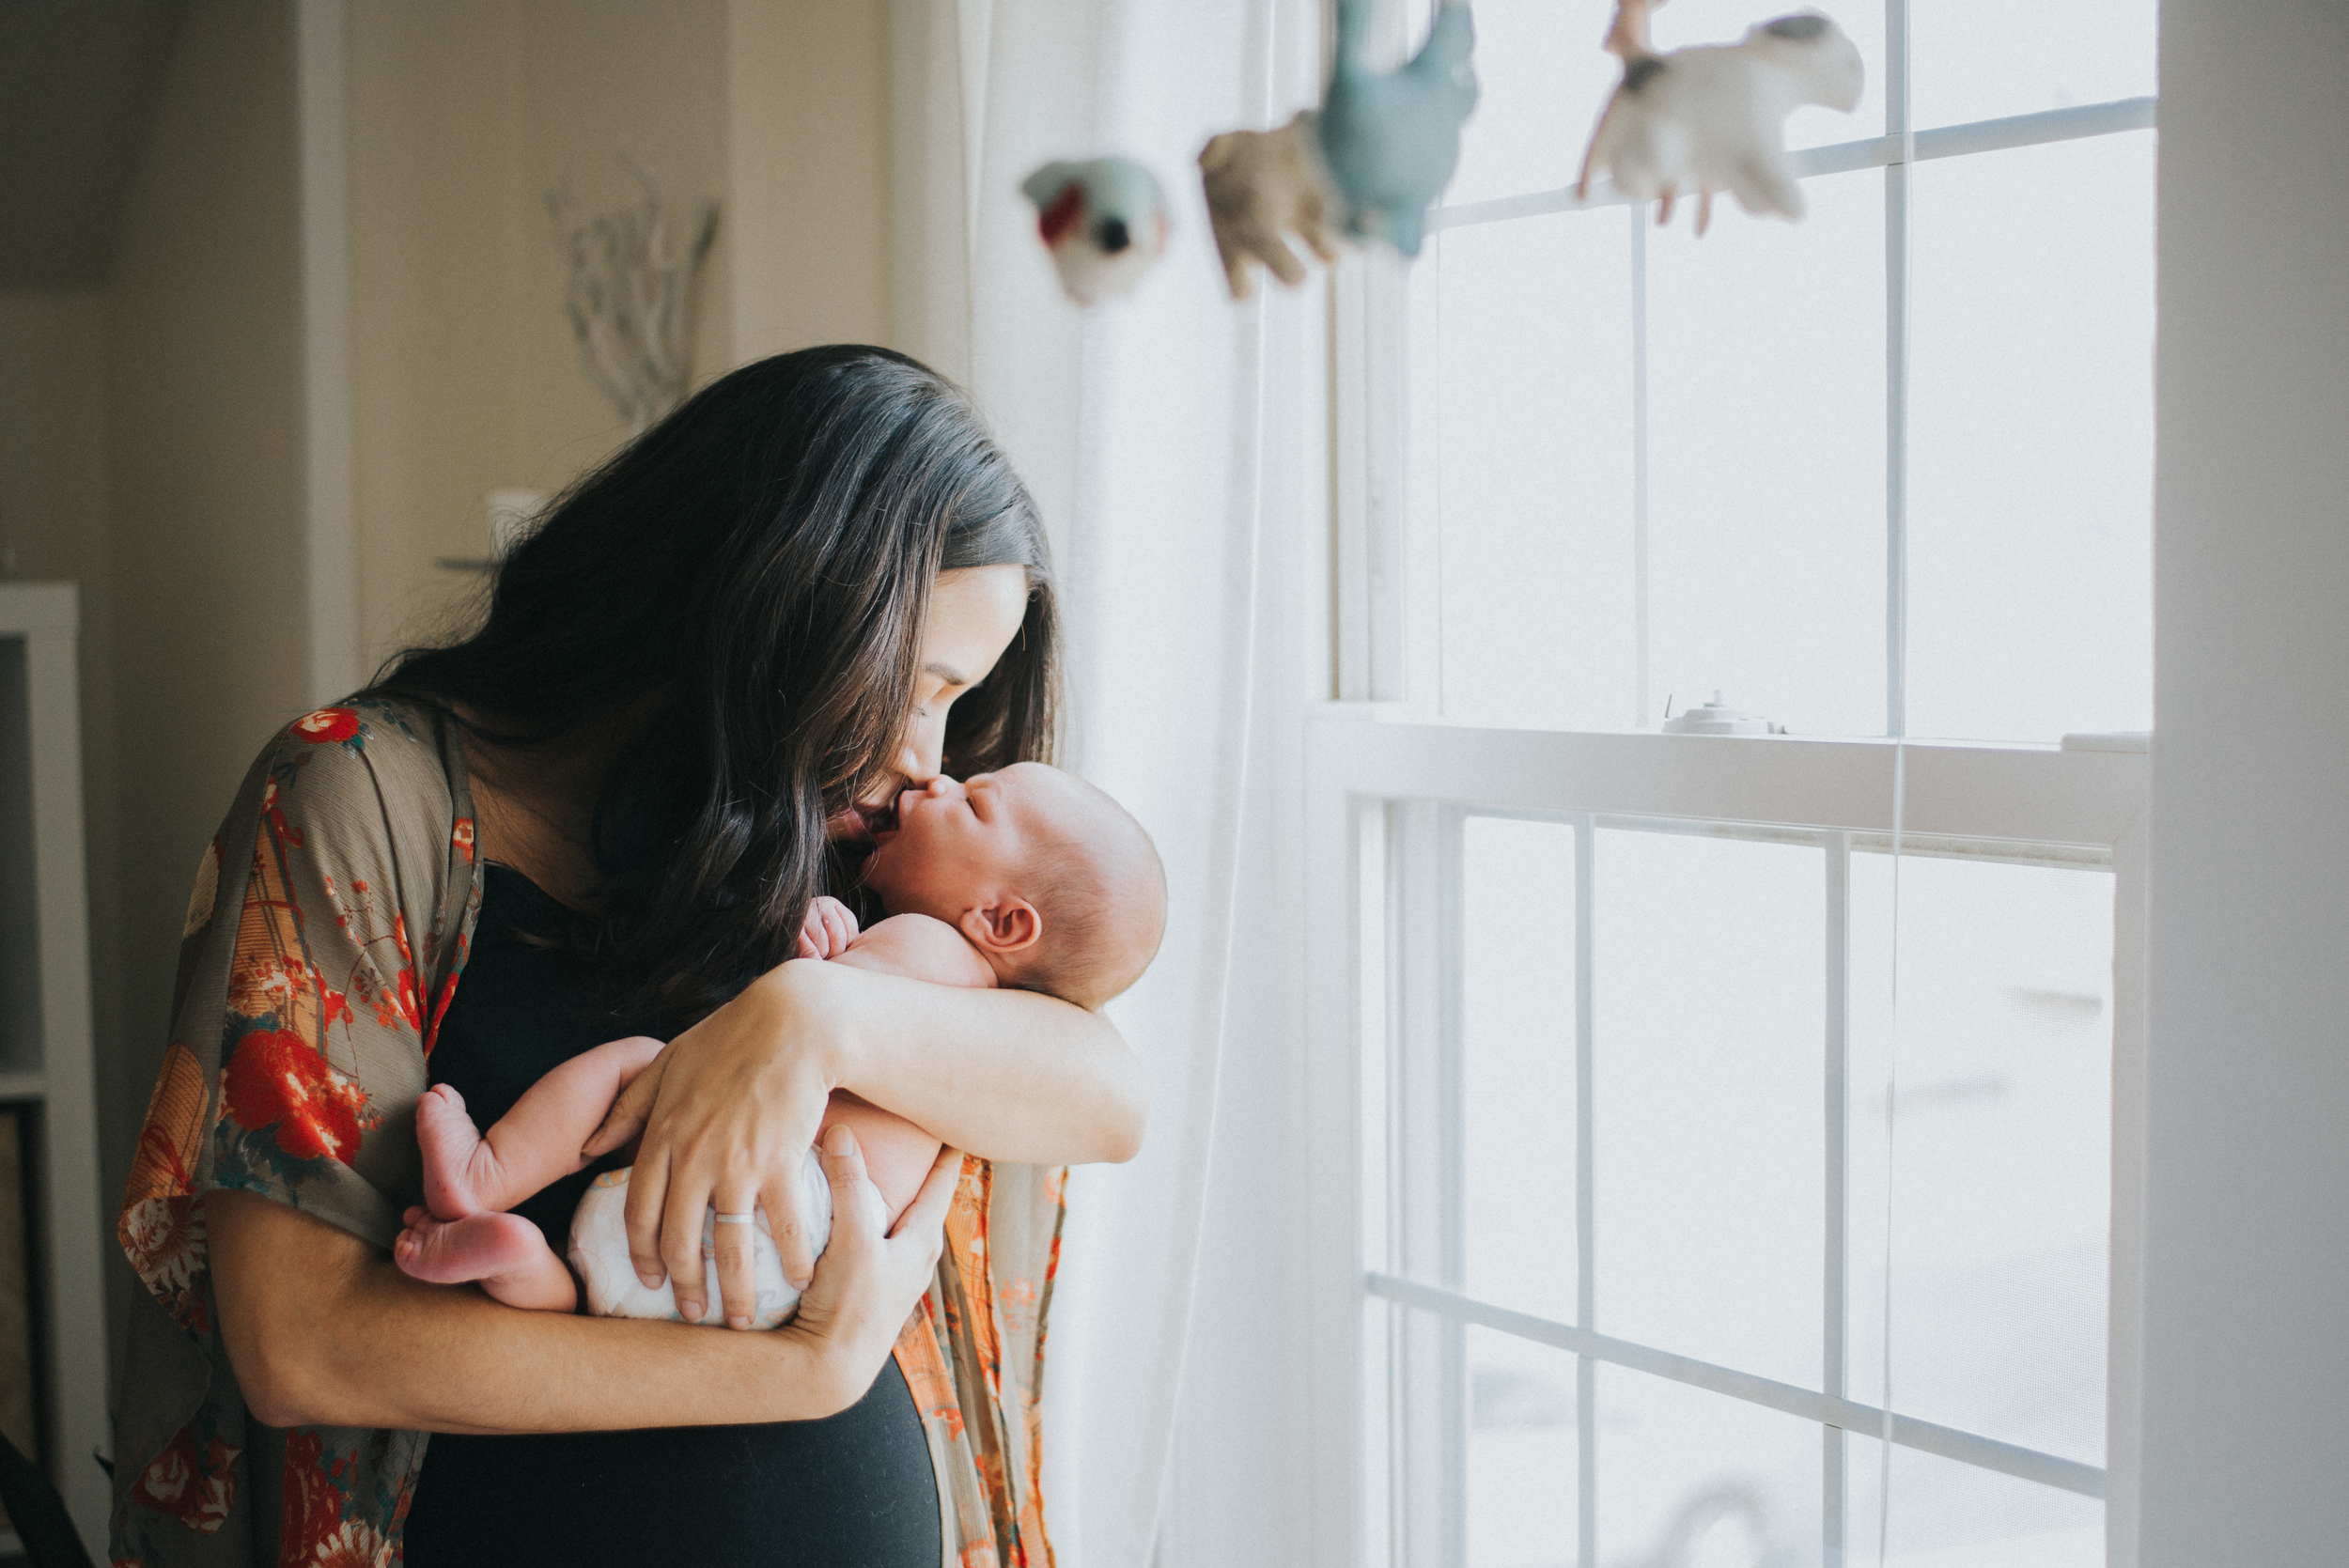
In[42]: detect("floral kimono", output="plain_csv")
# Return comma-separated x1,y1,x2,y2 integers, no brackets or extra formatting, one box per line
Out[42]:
112,700,1062,1568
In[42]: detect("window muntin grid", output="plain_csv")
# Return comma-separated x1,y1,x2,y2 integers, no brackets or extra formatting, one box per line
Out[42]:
1368,804,2117,1567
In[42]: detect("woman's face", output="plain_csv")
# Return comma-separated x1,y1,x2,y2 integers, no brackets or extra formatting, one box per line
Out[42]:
846,564,1030,828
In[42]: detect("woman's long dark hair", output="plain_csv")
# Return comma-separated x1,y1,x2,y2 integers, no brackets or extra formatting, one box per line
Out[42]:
367,346,1059,1023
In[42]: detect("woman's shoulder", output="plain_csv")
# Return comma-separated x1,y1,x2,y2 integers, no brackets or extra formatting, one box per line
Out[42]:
254,697,459,801
229,696,472,871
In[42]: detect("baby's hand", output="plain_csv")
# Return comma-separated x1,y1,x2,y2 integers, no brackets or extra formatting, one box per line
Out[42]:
795,895,860,960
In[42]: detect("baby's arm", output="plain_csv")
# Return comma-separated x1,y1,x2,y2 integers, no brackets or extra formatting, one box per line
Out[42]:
809,905,997,1221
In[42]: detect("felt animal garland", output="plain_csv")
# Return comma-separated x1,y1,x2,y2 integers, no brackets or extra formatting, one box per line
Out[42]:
1021,158,1173,305
1019,0,1859,307
1579,0,1863,233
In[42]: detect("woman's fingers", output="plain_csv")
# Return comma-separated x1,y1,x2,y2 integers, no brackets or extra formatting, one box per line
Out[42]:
710,1180,764,1329
661,1166,715,1321
817,1125,877,1253
891,1147,962,1246
583,1053,662,1159
759,1159,815,1292
621,1149,670,1290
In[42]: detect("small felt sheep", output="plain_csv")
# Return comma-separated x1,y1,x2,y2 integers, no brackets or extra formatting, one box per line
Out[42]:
1199,112,1345,301
1579,0,1863,234
1021,157,1173,306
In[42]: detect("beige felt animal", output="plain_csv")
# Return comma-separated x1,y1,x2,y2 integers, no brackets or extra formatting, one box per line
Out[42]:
1579,0,1863,234
1199,111,1345,301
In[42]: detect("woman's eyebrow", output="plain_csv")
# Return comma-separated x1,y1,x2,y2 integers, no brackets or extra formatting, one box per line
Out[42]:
925,660,970,686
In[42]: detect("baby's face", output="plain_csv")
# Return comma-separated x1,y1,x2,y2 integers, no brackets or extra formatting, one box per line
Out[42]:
860,761,1068,922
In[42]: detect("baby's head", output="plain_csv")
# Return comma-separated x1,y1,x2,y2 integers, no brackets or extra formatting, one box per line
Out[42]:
860,762,1166,1009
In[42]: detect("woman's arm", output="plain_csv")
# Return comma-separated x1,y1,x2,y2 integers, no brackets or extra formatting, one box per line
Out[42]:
586,957,1146,1328
209,1128,956,1432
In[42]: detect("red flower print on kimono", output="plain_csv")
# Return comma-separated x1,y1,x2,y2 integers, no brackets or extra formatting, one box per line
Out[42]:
279,1430,374,1566
221,1029,370,1165
291,706,360,746
128,1422,241,1535
119,1042,211,1329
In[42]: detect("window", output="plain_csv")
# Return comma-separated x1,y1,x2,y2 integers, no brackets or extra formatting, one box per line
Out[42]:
1308,4,2156,1565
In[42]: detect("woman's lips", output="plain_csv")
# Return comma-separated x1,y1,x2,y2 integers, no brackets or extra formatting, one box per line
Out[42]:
829,805,880,844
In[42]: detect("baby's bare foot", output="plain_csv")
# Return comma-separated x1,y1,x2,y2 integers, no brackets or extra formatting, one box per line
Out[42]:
396,1210,578,1312
415,1082,490,1219
396,1209,543,1285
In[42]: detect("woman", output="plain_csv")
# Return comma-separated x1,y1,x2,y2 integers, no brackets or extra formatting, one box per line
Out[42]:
111,347,1145,1567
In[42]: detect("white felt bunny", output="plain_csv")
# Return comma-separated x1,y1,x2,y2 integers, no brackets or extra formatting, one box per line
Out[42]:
1579,0,1863,234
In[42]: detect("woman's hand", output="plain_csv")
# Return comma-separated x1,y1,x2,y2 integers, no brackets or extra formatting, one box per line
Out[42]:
584,962,847,1323
585,954,1145,1327
783,1128,960,1389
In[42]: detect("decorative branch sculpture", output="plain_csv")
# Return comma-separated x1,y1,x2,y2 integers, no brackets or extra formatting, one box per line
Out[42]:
546,157,719,435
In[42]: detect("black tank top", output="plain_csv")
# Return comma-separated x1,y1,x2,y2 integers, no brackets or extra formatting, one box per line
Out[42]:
399,864,941,1568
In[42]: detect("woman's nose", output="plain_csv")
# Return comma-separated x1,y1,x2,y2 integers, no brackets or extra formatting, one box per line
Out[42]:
897,718,944,784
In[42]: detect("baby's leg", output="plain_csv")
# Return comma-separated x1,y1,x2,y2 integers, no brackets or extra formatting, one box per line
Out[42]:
419,1034,666,1219
817,1092,942,1227
395,1205,578,1312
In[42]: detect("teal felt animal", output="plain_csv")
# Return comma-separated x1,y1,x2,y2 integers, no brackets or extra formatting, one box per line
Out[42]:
1316,0,1480,256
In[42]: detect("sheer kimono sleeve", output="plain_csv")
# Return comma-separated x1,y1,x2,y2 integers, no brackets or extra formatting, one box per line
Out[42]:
112,701,479,1567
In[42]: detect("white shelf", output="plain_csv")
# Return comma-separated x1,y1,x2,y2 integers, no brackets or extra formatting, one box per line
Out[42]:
0,582,108,1557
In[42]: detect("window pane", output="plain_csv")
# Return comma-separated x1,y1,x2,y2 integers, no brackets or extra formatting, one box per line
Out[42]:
1435,210,1638,730
1462,816,1579,1319
1850,853,2113,1467
1447,0,1606,207
1846,1436,2105,1567
1647,166,1886,737
1594,830,1822,1386
1912,0,2156,131
1467,1327,1579,1567
1596,1365,1821,1565
1906,132,2155,743
1650,0,1887,148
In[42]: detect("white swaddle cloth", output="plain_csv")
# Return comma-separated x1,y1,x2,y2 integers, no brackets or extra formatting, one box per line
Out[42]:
567,1149,832,1329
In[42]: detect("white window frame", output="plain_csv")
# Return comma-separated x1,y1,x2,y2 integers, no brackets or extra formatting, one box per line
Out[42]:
1299,722,2146,1565
1300,7,2157,1563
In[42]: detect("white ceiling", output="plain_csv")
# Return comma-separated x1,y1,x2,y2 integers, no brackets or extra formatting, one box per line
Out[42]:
0,0,189,288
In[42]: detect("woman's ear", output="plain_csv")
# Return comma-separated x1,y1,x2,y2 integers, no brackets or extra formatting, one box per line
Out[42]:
959,897,1044,955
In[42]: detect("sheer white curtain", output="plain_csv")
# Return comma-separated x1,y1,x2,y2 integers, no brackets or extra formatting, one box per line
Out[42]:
889,2,1325,1561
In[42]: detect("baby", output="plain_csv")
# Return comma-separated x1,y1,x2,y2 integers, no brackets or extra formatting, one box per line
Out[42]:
393,761,1165,1325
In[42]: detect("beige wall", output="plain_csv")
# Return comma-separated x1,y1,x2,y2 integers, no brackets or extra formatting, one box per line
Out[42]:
728,0,891,364
0,295,125,1265
100,0,310,1344
348,0,770,674
346,0,894,675
346,0,530,672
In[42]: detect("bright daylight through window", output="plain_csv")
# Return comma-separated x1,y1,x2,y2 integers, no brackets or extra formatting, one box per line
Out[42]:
1318,2,2156,1565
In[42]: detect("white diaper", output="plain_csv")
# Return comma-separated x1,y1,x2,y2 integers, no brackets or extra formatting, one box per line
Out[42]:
567,1150,832,1329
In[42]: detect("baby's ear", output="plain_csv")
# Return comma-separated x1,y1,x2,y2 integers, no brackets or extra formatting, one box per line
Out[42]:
960,897,1044,955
